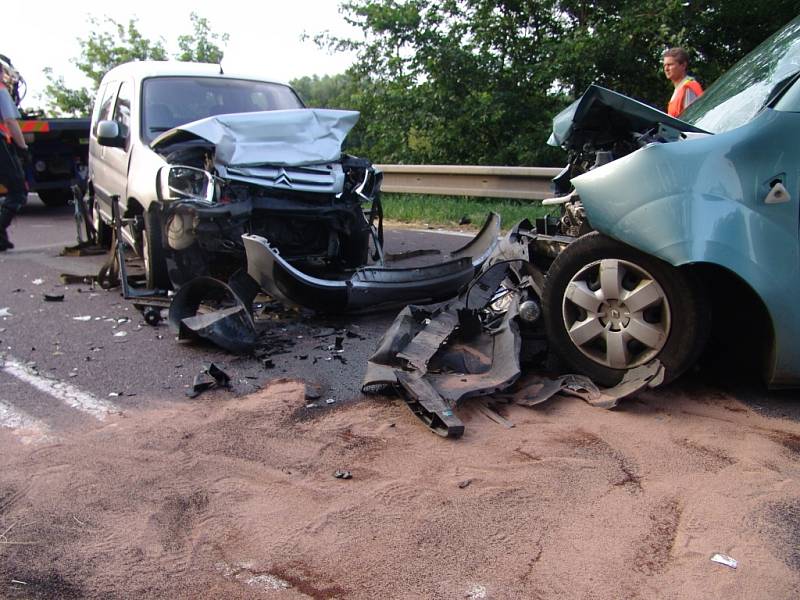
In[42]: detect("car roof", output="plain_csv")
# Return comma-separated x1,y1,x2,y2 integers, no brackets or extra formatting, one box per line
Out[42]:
100,61,291,87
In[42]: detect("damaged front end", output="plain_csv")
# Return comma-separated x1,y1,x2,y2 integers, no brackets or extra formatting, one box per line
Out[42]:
151,109,382,288
150,108,501,318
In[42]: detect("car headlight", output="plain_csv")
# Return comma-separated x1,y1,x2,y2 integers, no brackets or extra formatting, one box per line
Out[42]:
157,165,216,204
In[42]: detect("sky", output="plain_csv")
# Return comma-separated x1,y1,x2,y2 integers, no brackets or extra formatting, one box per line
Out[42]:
3,0,361,110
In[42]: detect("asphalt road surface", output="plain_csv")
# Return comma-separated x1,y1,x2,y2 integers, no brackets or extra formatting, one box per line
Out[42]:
0,195,485,436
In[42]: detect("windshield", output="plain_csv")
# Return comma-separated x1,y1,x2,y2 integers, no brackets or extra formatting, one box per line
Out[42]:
680,17,800,133
141,76,304,143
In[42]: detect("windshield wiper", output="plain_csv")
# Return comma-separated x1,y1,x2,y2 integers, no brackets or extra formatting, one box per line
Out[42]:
764,69,800,107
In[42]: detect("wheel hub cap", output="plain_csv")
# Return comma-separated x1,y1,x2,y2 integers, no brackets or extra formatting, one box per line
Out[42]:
562,258,671,370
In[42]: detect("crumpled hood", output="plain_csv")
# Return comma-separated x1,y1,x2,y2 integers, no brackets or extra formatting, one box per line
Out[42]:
151,108,360,167
548,84,709,150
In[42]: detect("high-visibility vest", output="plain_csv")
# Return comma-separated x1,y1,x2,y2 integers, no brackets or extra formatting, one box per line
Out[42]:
668,76,704,118
0,82,12,143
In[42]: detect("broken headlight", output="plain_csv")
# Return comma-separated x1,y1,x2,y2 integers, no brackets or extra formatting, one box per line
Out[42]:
157,165,217,205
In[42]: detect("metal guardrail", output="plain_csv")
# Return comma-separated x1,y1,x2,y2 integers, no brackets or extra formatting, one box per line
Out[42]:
375,164,562,201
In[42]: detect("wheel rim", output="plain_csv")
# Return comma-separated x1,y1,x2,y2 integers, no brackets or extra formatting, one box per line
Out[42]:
562,258,671,369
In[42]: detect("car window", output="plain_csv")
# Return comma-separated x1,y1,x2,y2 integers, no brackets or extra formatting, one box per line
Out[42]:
113,80,132,140
141,76,305,143
93,81,119,136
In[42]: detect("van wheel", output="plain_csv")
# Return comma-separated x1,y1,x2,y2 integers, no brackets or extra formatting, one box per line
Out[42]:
142,210,170,290
542,232,709,387
91,199,112,248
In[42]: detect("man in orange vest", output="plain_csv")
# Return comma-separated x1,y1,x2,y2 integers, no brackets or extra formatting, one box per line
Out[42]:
0,61,29,251
663,47,703,118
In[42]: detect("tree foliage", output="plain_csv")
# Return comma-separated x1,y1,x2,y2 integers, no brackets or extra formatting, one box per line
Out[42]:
43,12,228,116
316,0,799,166
175,13,229,63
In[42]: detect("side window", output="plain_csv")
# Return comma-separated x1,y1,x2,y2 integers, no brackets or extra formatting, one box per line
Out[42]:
113,81,132,139
93,82,119,136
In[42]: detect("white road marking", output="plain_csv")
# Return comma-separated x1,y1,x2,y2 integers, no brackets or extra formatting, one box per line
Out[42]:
0,400,52,444
1,356,119,420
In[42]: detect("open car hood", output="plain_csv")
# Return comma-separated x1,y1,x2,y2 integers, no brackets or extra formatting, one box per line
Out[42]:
150,108,360,167
548,85,709,151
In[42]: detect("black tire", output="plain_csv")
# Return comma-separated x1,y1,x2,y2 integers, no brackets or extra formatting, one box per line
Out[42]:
91,198,113,248
37,189,72,207
542,232,709,387
142,209,170,290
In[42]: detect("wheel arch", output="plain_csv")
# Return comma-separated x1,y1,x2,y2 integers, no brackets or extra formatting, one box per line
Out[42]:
680,261,776,385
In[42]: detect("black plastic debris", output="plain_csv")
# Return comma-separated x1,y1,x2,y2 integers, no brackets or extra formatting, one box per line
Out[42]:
186,363,232,398
169,276,258,354
334,470,352,480
43,293,65,302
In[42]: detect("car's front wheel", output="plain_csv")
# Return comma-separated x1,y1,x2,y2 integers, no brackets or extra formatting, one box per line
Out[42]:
542,232,709,387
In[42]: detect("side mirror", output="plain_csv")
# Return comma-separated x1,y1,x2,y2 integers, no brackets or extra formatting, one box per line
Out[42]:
157,166,216,204
96,120,125,148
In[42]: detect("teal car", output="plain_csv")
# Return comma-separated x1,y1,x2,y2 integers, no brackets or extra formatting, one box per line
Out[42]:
541,18,800,388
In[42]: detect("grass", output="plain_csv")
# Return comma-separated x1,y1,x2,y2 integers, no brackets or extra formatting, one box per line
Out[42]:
380,193,557,232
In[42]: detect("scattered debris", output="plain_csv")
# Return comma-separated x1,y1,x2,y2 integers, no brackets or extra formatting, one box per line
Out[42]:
113,331,128,338
32,278,44,286
43,293,65,302
73,315,92,321
363,222,664,437
169,276,259,354
326,398,336,405
711,553,738,569
334,470,352,480
0,308,11,317
458,479,473,489
186,363,232,398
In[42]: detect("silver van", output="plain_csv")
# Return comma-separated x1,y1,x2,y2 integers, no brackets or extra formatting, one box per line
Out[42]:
88,61,380,289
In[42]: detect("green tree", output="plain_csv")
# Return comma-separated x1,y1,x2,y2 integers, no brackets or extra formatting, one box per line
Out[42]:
175,13,229,63
43,12,228,116
321,1,799,166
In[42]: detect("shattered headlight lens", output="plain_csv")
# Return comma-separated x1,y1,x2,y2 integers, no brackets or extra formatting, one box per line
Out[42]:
157,165,217,205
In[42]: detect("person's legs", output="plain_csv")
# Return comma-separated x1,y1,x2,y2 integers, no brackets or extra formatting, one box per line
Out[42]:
0,141,27,251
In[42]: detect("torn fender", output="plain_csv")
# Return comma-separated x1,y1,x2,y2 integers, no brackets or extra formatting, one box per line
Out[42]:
242,212,501,313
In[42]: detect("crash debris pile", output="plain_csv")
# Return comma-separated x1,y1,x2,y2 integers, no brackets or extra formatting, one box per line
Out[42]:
362,222,665,437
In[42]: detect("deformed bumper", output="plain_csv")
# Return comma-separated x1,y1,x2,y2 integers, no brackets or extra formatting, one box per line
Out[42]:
242,212,501,313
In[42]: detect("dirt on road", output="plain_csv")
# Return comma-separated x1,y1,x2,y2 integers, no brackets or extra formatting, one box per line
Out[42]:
1,378,799,599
